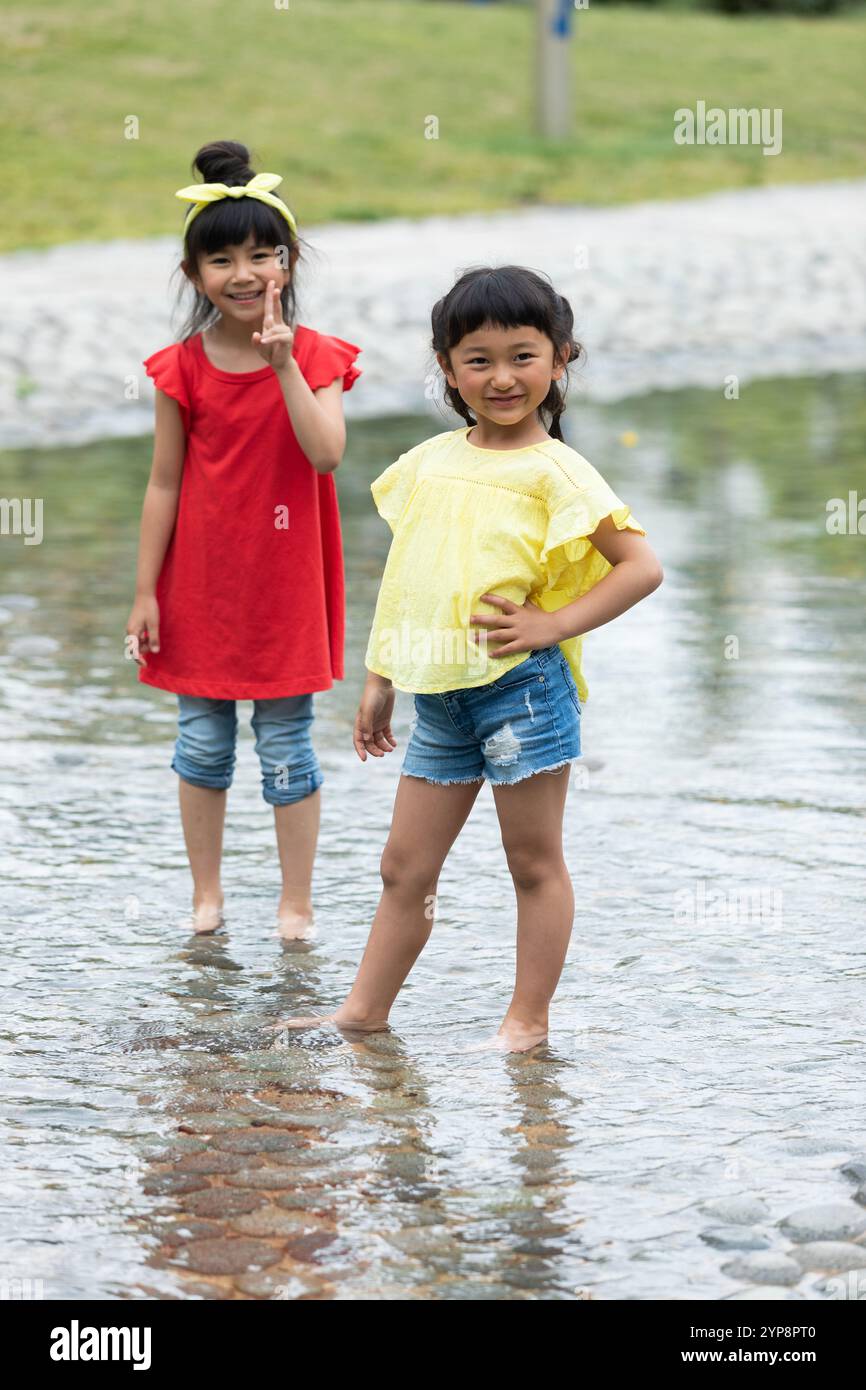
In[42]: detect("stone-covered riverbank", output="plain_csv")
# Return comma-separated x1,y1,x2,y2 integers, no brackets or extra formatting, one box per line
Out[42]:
2,179,865,449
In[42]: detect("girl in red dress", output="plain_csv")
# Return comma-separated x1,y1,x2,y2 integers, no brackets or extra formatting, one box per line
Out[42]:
126,140,361,939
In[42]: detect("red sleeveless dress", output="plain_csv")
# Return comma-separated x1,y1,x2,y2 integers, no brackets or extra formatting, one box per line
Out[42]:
138,326,361,699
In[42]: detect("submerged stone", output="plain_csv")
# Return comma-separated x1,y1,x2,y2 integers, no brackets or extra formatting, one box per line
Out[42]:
142,1173,210,1197
779,1204,866,1244
789,1241,866,1273
700,1226,772,1252
179,1237,283,1275
699,1196,771,1226
231,1206,326,1239
181,1188,266,1219
721,1251,802,1285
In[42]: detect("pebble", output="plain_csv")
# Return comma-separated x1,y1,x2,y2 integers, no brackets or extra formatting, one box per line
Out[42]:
235,1271,326,1299
788,1242,866,1274
181,1188,266,1219
383,1205,443,1229
174,1113,250,1134
176,1151,262,1175
141,1172,210,1197
384,1229,456,1259
144,1138,208,1161
230,1205,326,1239
178,1237,283,1276
283,1231,340,1264
700,1226,772,1252
721,1251,803,1286
513,1239,564,1257
275,1193,338,1216
211,1130,308,1155
248,1111,345,1132
156,1219,225,1247
390,1182,442,1203
223,1168,312,1191
779,1203,866,1244
699,1196,771,1226
181,1280,234,1300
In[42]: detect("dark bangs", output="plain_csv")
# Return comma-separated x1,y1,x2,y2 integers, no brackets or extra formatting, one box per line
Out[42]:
434,266,563,352
430,265,583,442
185,196,295,261
173,196,302,342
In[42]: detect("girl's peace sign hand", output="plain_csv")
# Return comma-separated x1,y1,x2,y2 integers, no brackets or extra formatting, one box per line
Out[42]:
252,280,294,372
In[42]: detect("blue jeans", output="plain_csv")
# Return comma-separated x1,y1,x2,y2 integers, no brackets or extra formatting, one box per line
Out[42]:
172,695,322,806
401,645,582,787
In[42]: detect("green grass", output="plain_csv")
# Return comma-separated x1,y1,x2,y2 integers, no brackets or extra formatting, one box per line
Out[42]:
1,0,864,250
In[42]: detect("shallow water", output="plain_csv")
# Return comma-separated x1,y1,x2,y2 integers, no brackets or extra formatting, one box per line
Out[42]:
1,376,865,1300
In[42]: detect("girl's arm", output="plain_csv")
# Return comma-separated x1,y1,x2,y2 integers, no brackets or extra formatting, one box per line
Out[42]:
471,516,663,657
126,390,185,662
550,517,663,642
253,282,347,473
274,366,346,474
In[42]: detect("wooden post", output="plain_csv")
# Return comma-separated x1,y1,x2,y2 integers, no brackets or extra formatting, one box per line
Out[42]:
535,0,574,140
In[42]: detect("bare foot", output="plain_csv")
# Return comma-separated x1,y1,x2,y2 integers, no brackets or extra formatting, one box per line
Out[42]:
276,902,316,942
184,898,225,935
464,1021,549,1054
268,1008,390,1036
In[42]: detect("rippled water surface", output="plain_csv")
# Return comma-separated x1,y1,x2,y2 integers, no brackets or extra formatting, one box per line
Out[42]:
2,376,865,1300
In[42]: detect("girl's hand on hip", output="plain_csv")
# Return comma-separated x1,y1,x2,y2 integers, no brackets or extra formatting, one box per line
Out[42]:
469,593,560,658
354,684,397,761
125,596,160,666
252,280,294,371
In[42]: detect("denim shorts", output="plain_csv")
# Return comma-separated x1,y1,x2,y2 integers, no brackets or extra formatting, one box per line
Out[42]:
172,695,323,806
401,645,582,787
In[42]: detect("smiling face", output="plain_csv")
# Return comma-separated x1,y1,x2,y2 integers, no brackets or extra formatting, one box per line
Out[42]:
438,322,567,428
189,232,291,321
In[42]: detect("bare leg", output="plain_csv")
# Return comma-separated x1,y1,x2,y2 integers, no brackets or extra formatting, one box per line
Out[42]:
468,766,573,1053
178,780,227,934
273,775,483,1032
274,790,320,940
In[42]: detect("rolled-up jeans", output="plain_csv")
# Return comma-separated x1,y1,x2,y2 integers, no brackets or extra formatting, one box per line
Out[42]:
171,695,322,806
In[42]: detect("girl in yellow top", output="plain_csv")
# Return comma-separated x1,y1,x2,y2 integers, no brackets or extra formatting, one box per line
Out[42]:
278,266,663,1053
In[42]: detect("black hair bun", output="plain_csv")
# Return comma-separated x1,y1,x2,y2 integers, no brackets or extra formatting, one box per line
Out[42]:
192,139,255,186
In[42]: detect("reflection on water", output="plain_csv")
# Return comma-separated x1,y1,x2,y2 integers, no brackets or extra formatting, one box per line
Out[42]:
1,375,865,1300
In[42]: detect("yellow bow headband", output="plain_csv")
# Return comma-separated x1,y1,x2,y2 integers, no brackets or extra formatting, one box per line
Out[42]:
174,171,297,237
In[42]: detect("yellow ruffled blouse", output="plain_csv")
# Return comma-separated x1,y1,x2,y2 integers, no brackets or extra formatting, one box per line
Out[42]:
364,425,646,700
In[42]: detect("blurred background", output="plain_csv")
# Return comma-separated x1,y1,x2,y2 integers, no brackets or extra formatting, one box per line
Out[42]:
2,0,864,247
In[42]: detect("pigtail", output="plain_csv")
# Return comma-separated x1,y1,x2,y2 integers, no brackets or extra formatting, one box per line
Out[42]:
442,383,476,431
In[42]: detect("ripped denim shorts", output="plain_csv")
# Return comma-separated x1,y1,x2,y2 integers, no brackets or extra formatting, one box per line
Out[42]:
400,645,581,788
